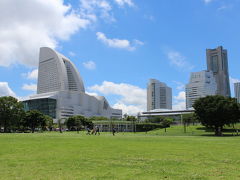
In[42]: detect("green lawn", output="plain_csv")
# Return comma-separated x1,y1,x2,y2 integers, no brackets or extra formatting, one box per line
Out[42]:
0,126,240,180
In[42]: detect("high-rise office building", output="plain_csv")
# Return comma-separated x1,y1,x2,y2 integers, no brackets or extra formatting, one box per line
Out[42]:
23,47,122,122
186,70,217,109
147,79,172,111
206,46,231,97
234,82,240,103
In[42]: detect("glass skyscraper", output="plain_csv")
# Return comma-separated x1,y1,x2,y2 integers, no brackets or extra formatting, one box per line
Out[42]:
206,46,231,97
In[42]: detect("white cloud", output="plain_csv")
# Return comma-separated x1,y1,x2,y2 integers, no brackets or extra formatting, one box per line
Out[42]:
86,91,99,96
167,50,194,71
173,91,186,110
83,61,96,70
230,77,240,84
204,0,214,3
0,0,90,67
80,0,115,22
144,14,155,21
69,51,76,57
217,5,228,11
113,103,143,115
133,39,144,46
0,82,33,100
88,81,146,115
173,101,186,110
114,0,134,7
174,91,186,101
0,0,137,67
23,69,38,80
173,81,185,90
96,32,143,51
0,82,16,97
22,83,37,92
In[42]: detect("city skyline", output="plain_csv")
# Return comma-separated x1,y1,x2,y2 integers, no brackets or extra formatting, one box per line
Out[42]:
1,0,240,115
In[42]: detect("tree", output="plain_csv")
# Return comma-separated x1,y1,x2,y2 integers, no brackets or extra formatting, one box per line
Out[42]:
65,117,76,131
193,95,240,136
44,115,53,131
0,96,25,133
75,118,82,134
182,113,198,133
24,110,46,133
126,116,136,121
88,116,108,121
123,113,128,120
146,116,165,123
160,118,173,132
58,118,66,133
66,115,92,133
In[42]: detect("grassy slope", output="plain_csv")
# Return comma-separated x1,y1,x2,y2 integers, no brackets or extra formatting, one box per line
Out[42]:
0,126,240,180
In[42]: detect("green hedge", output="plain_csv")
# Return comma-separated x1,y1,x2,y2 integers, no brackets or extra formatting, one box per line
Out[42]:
136,123,164,132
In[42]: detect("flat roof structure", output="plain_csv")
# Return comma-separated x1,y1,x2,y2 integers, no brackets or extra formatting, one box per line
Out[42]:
140,109,194,117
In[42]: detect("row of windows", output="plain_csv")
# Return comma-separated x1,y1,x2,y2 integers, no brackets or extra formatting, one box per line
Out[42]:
23,98,57,118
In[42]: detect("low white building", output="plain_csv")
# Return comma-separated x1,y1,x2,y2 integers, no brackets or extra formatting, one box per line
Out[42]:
23,47,122,122
186,70,217,109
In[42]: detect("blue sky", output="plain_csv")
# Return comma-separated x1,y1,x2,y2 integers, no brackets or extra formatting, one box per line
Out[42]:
0,0,240,115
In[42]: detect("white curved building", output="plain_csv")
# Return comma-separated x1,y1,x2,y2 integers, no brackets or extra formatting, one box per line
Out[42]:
23,47,122,122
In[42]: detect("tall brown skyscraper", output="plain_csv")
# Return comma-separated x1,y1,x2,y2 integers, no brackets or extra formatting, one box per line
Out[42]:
206,46,231,97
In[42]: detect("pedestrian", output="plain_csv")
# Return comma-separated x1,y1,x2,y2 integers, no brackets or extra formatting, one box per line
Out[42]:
86,127,91,135
95,126,100,135
112,127,116,136
91,127,95,135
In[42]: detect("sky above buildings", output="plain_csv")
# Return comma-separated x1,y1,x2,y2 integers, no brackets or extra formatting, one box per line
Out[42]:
0,0,240,115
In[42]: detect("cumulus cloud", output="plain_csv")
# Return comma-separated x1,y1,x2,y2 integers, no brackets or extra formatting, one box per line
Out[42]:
88,81,146,115
174,91,186,101
80,0,115,22
83,61,96,70
96,32,143,51
22,69,38,80
173,81,185,90
0,82,16,97
22,83,37,92
85,91,99,97
0,82,33,100
114,0,134,7
113,103,143,115
0,0,90,67
167,50,194,71
173,91,186,110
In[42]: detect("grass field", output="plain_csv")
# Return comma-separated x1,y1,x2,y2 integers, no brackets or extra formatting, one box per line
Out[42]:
1,126,240,180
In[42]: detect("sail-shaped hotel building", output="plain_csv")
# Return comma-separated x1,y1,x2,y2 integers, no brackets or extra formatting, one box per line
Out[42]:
23,47,122,122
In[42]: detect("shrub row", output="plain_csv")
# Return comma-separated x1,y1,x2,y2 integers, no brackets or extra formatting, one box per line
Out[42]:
136,123,166,132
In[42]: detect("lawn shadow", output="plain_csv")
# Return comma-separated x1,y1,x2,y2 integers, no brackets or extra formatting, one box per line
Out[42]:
200,134,240,137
